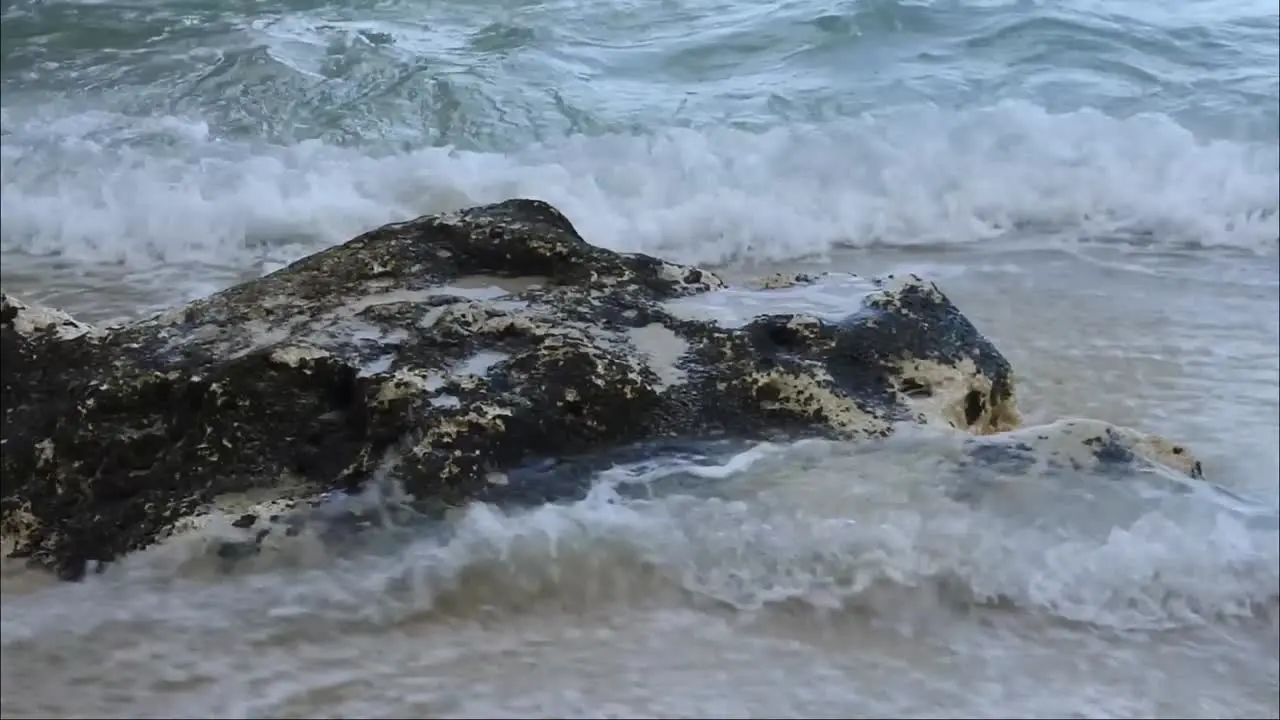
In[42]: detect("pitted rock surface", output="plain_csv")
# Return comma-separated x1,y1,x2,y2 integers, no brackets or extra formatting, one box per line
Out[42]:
0,198,1187,579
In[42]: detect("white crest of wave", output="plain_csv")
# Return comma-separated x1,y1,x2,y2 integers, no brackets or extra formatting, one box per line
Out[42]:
3,436,1275,644
2,102,1276,276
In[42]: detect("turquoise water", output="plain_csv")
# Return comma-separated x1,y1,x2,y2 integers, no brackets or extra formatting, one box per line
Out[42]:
1,0,1278,717
1,0,1276,283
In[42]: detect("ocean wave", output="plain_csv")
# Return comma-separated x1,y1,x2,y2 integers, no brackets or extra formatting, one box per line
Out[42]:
2,101,1274,287
3,0,1275,307
3,432,1275,646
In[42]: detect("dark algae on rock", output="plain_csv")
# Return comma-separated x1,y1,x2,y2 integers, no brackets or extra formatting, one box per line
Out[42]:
0,199,1203,580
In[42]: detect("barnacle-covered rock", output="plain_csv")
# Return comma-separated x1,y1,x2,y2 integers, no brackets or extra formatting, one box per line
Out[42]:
1,198,1184,580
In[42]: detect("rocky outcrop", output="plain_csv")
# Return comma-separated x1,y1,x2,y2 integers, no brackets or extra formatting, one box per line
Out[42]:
0,199,1200,580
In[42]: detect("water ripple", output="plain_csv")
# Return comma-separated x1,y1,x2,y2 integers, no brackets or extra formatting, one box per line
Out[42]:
2,0,1276,147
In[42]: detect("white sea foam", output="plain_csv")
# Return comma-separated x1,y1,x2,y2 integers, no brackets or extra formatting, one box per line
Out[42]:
2,103,1275,299
662,273,878,327
3,429,1274,645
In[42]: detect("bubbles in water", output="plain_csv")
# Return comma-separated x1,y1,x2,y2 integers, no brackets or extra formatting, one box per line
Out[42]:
6,430,1272,634
2,430,1276,718
2,102,1276,315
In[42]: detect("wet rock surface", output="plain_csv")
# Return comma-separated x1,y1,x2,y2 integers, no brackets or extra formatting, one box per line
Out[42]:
0,199,1200,579
959,418,1204,481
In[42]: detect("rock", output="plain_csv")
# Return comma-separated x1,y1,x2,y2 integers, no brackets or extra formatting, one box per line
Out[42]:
1,199,1028,579
944,417,1210,505
960,417,1204,481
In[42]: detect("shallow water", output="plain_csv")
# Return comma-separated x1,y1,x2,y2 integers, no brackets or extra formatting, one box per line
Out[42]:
2,0,1278,716
3,248,1276,719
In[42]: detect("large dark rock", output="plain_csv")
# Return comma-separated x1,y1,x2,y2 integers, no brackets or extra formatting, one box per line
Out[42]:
0,199,1197,580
